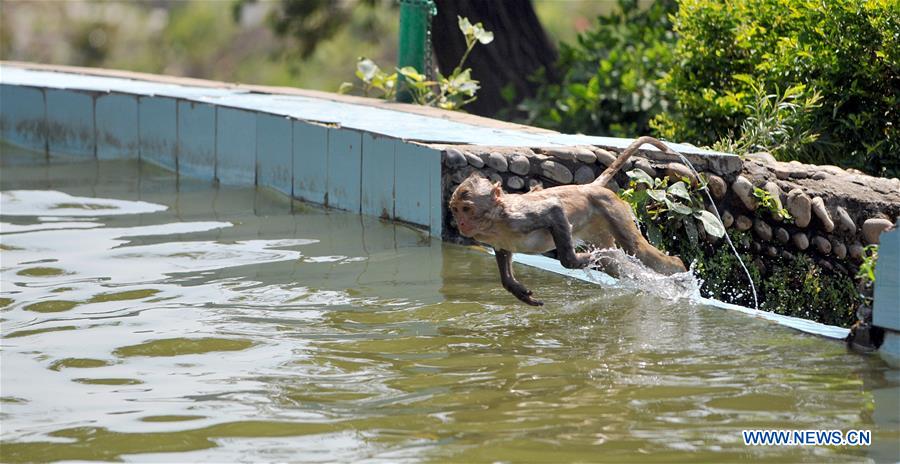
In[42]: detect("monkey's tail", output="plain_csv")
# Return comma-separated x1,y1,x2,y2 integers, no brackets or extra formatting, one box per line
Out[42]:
593,136,676,187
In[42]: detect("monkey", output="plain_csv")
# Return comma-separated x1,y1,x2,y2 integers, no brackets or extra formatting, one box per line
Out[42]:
449,136,687,306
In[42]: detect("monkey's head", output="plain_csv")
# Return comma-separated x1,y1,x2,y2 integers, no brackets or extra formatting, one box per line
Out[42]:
449,173,503,238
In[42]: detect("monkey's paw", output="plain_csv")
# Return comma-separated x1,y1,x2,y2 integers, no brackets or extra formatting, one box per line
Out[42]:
503,280,544,306
512,287,543,306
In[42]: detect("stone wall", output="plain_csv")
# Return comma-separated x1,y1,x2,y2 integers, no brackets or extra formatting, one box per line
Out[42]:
732,153,899,268
438,143,900,330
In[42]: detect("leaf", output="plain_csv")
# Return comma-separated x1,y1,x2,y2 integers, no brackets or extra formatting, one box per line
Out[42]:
665,198,692,215
457,15,473,35
458,15,493,45
447,68,479,96
474,27,494,45
647,222,663,247
398,66,426,83
457,79,480,96
356,58,380,83
694,210,725,238
622,188,648,211
569,83,589,99
667,181,692,201
370,73,385,90
784,83,806,98
626,168,654,186
384,73,397,88
683,217,699,244
338,82,354,94
647,189,667,202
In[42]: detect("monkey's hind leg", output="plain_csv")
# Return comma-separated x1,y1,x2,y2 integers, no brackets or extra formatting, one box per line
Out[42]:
610,218,687,275
591,194,687,276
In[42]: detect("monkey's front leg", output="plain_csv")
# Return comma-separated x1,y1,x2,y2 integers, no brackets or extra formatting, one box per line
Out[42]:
494,248,543,306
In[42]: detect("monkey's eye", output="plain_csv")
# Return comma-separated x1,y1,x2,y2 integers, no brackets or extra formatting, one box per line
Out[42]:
462,206,471,213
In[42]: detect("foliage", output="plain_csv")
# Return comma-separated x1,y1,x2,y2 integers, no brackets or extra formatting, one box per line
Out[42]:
752,187,791,221
619,169,724,247
653,0,900,177
70,21,116,67
235,0,386,59
519,0,677,136
761,255,860,327
342,58,398,99
620,168,861,326
857,245,879,283
229,0,407,89
710,80,822,159
164,2,238,76
682,231,859,325
340,16,493,111
690,236,761,308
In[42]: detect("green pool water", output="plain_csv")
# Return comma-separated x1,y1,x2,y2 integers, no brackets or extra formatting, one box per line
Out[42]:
1,147,898,463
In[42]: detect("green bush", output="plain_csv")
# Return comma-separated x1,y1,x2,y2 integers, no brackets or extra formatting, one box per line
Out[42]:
710,80,823,159
519,0,676,137
653,0,900,177
761,255,860,327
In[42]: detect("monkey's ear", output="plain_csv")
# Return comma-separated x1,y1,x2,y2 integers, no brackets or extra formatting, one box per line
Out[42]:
491,182,503,202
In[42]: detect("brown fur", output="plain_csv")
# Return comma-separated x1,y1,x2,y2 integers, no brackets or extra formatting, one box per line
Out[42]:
449,136,687,305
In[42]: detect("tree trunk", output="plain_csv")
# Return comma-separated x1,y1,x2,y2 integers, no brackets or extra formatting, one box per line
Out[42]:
431,0,558,119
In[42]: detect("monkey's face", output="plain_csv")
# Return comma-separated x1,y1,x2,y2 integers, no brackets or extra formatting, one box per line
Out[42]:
449,174,500,237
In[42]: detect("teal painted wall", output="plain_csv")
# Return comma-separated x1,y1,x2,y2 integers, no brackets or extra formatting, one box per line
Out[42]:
0,83,444,237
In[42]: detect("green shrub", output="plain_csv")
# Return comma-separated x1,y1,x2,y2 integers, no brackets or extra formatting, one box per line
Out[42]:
519,0,676,137
692,242,761,309
653,0,900,177
685,235,860,326
619,168,724,246
857,244,879,283
710,80,822,159
761,255,860,327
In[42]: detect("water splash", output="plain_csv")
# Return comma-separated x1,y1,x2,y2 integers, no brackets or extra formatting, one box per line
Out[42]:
584,247,702,302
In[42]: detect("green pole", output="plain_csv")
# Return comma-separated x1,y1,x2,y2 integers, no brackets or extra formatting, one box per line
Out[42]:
397,0,435,103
